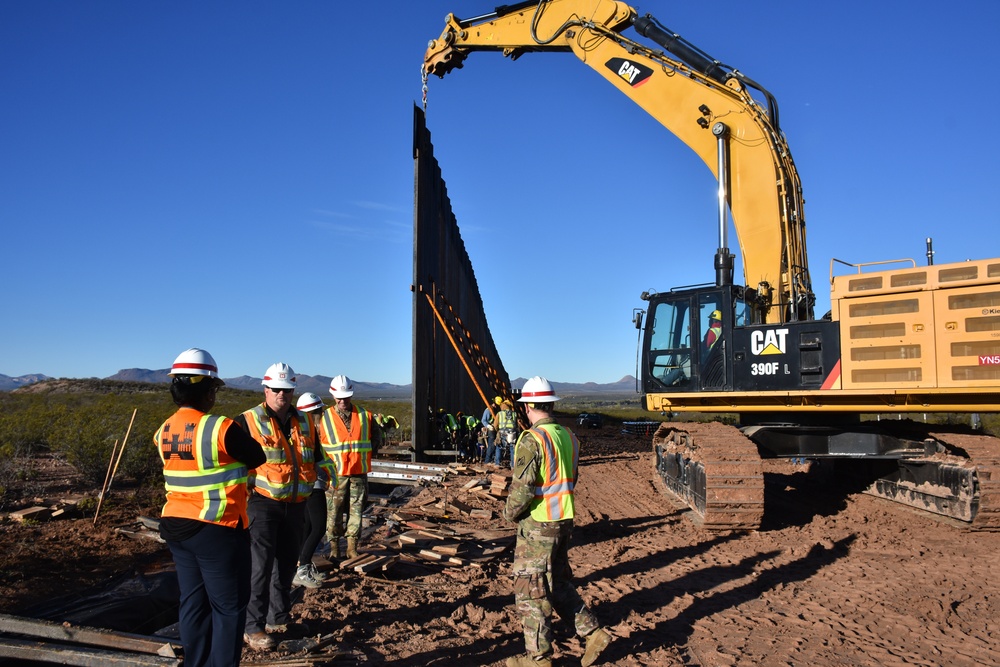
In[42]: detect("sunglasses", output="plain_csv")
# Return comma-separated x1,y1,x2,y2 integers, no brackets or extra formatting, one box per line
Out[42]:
268,387,294,394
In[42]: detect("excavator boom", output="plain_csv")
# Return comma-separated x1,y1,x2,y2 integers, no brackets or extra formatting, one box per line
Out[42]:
424,0,813,323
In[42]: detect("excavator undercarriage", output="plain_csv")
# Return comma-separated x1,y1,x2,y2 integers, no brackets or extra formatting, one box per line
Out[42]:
653,421,1000,531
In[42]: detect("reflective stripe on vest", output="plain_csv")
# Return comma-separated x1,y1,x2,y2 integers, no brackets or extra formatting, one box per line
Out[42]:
320,406,372,476
156,408,249,527
525,423,578,522
242,404,316,502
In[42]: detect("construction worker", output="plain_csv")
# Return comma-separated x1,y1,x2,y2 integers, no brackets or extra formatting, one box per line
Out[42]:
320,375,383,560
503,376,611,667
155,348,265,667
292,392,331,590
376,414,400,447
455,411,468,456
704,309,723,352
443,410,460,449
483,396,502,463
236,363,321,651
462,412,482,460
495,399,520,468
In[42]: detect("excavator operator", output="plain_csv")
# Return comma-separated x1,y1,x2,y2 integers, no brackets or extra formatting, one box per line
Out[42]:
704,310,722,352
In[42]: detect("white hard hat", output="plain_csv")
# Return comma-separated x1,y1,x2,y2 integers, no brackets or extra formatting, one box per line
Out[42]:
329,374,354,399
262,362,296,389
169,348,224,386
518,376,559,403
296,392,325,413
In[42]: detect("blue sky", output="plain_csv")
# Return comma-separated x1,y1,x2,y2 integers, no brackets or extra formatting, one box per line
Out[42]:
3,1,998,386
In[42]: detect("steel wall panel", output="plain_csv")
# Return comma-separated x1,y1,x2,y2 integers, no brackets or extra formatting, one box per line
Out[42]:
412,107,513,460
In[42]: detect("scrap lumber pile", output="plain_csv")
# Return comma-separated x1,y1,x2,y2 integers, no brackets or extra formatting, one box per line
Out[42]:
358,464,516,573
3,496,89,524
382,516,514,569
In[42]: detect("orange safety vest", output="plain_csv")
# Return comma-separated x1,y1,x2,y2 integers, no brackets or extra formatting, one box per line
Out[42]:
319,405,373,476
523,423,579,522
155,407,250,528
242,404,317,502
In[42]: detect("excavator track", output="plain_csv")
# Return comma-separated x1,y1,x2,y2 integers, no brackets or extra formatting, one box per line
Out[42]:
929,431,1000,531
856,425,1000,530
653,421,763,531
868,431,1000,531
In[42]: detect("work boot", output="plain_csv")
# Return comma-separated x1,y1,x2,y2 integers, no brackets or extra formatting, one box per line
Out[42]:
322,534,341,559
346,537,359,559
506,655,551,667
243,632,275,651
581,628,611,667
292,564,321,589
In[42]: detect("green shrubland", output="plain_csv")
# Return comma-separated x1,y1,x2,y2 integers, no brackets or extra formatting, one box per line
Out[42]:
0,380,993,508
0,381,413,507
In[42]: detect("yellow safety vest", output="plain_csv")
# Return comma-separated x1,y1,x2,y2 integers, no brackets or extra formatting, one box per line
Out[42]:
497,410,517,430
523,423,578,522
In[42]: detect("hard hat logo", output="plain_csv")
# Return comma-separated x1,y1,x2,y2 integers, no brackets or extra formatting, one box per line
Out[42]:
330,374,355,399
262,363,297,389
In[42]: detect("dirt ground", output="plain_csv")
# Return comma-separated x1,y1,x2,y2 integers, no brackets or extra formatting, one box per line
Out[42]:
3,428,1000,666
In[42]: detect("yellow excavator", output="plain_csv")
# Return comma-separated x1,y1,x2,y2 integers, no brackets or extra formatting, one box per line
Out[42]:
424,0,1000,530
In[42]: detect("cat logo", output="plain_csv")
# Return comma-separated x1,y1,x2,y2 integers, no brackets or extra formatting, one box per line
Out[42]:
604,58,653,87
751,328,789,356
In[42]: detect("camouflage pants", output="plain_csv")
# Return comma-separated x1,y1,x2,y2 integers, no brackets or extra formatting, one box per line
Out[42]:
325,475,367,539
511,517,599,658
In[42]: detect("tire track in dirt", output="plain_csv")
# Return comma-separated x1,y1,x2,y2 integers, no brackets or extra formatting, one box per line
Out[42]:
563,437,1000,666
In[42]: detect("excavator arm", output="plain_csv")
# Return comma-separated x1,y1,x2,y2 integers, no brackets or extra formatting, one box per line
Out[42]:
424,0,813,323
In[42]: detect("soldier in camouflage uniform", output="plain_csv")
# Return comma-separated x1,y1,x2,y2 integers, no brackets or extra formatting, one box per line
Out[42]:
319,375,382,560
503,377,611,667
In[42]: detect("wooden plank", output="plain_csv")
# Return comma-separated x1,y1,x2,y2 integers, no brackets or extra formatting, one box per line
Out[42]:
10,506,51,523
430,543,465,556
470,509,493,520
0,614,179,657
339,554,377,570
355,555,399,573
398,531,436,547
0,637,181,666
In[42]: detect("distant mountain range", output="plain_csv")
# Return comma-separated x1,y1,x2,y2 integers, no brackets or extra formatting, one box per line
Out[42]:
1,371,637,397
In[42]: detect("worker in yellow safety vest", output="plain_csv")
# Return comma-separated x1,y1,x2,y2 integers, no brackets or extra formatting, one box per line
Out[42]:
502,376,611,667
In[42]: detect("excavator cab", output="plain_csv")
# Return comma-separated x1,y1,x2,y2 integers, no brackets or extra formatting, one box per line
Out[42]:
642,285,746,393
641,284,839,398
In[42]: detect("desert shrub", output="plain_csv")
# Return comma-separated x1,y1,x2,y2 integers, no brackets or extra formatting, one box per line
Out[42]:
45,394,175,487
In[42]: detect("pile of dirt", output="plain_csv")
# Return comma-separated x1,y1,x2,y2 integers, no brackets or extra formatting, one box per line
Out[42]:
3,430,1000,666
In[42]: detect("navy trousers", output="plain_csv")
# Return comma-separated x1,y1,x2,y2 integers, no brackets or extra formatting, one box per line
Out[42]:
167,523,251,667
